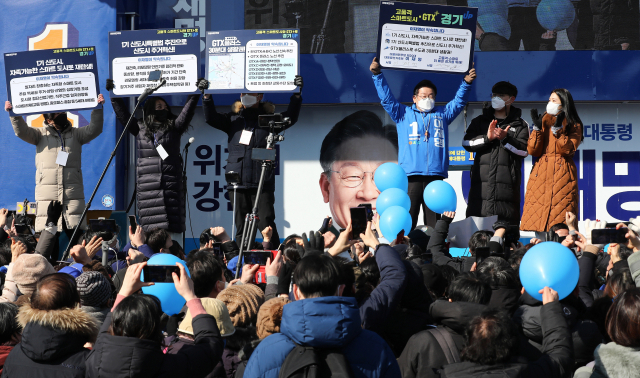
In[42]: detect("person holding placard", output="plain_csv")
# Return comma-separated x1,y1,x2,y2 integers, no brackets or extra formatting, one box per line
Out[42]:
4,95,105,237
370,58,476,230
106,78,206,237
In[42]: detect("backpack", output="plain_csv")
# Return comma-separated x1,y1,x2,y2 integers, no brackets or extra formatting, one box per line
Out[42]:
278,343,354,378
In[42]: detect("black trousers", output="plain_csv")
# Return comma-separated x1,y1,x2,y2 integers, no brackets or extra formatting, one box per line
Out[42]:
407,175,444,230
229,188,280,248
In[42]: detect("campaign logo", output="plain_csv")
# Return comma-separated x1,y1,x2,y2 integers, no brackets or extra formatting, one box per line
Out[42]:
102,195,114,208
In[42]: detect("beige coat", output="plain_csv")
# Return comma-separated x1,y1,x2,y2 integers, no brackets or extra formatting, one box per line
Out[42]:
11,109,103,231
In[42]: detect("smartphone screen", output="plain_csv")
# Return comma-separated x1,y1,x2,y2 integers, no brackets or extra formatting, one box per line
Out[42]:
592,228,628,245
242,251,272,266
142,265,180,283
350,207,368,240
475,247,491,267
358,203,373,221
89,219,117,233
148,69,162,81
128,215,137,234
212,242,222,256
14,224,32,235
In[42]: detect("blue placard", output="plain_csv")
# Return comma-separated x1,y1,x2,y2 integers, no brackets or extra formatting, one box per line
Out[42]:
108,28,201,97
448,146,474,166
377,2,477,74
204,29,300,94
4,47,100,116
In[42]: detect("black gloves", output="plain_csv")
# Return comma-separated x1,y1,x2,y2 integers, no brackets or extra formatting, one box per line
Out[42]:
106,79,114,91
294,75,303,93
196,78,209,94
46,201,63,225
299,231,324,258
530,109,543,130
442,214,454,224
492,220,509,232
554,111,565,128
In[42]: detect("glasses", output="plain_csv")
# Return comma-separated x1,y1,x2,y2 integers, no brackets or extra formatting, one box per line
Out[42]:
327,166,375,188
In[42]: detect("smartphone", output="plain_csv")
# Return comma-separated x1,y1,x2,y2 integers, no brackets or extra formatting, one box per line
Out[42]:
475,247,491,267
606,222,630,228
89,219,117,233
142,265,180,283
242,250,272,266
592,228,628,245
14,224,32,235
319,217,332,234
358,203,373,222
258,113,283,127
128,215,137,234
148,69,162,81
212,242,222,256
350,207,368,240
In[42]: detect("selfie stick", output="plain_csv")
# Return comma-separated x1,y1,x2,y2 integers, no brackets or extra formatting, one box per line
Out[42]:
61,79,167,261
182,137,195,248
235,118,288,278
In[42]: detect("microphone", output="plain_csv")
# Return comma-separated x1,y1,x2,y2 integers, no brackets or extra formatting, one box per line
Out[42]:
101,241,109,267
138,78,167,102
185,137,195,149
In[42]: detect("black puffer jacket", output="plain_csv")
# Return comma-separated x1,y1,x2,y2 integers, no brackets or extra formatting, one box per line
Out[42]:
2,303,99,378
429,217,475,273
202,95,302,191
86,311,223,378
591,0,640,49
462,105,529,224
398,300,487,378
111,95,200,233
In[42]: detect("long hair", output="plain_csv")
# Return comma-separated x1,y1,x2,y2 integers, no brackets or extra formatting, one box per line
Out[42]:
552,88,583,135
142,97,176,141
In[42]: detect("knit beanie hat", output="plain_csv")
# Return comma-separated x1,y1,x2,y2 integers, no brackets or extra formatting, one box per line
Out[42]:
256,297,290,339
12,254,55,296
217,284,265,327
179,298,235,337
76,272,111,308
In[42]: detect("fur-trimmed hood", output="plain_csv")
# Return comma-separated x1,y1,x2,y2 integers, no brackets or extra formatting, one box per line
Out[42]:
592,342,640,378
18,302,99,362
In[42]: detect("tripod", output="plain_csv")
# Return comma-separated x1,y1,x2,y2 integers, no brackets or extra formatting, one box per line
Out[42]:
235,119,288,278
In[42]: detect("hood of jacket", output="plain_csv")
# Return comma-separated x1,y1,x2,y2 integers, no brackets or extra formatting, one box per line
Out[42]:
18,302,98,362
514,293,579,343
430,300,487,335
593,342,640,378
87,333,165,378
280,296,362,348
488,286,520,315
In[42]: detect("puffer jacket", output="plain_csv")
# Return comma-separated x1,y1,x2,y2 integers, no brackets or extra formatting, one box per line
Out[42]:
575,342,640,378
520,113,582,232
111,95,199,233
2,302,99,378
243,296,401,378
591,0,640,49
463,105,529,224
10,109,103,231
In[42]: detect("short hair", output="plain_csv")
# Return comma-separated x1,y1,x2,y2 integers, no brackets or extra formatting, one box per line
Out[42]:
549,223,569,234
31,273,80,311
448,273,492,304
199,228,213,248
0,303,21,344
282,238,301,264
491,81,518,97
187,250,225,298
413,80,437,96
477,257,518,288
11,235,36,254
618,245,634,261
146,229,170,254
606,287,640,347
469,231,493,255
604,268,635,299
110,294,164,344
462,309,519,365
319,110,398,173
293,254,341,298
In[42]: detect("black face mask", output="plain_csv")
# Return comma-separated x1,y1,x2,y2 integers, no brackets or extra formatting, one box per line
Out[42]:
53,113,69,130
154,109,169,122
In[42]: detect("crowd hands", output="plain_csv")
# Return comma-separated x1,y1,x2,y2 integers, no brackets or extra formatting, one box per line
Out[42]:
0,207,638,377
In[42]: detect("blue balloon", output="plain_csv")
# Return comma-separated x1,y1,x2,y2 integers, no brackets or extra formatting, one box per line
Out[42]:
536,0,575,31
477,14,512,41
376,188,411,217
374,163,408,193
423,180,457,214
141,254,191,316
379,206,413,240
519,242,579,301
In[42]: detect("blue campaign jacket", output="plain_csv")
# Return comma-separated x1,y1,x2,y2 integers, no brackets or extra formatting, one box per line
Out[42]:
243,296,401,378
373,73,471,178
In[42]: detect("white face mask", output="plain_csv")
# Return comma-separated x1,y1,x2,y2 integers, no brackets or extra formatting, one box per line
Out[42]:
546,101,561,115
241,94,258,107
417,98,435,112
491,96,506,110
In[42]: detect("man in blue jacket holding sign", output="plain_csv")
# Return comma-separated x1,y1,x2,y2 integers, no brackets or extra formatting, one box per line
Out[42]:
370,57,476,229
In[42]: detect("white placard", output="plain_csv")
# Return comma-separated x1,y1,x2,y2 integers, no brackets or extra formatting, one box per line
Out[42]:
245,39,298,92
111,55,198,96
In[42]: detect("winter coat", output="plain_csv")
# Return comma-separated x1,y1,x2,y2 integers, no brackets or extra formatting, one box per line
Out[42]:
373,73,471,178
398,300,487,378
111,95,200,233
222,326,258,378
591,0,640,49
202,95,302,191
429,218,475,273
243,296,401,378
463,105,529,224
2,302,99,378
165,337,226,378
627,250,640,286
521,113,582,232
85,310,223,378
80,305,110,329
441,301,573,378
575,342,640,378
10,109,104,231
487,286,520,315
0,346,14,375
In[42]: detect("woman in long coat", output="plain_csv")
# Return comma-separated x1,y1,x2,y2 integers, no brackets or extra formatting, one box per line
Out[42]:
520,88,583,233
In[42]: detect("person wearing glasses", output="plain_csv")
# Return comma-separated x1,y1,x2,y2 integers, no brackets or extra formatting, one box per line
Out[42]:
319,110,398,230
462,81,529,225
370,58,476,229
